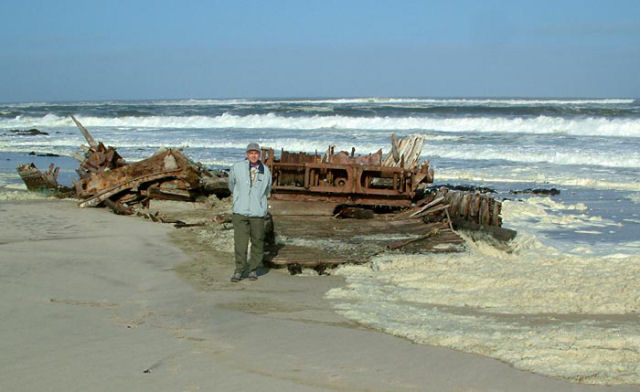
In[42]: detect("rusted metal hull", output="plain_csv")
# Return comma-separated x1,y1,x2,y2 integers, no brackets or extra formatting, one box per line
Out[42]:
75,149,202,208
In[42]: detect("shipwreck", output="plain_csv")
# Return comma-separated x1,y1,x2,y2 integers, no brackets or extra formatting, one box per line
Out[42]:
17,116,515,272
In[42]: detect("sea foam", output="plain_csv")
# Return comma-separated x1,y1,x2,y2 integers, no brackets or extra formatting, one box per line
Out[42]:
327,230,640,384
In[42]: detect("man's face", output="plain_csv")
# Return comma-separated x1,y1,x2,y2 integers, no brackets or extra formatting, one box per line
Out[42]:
246,150,260,164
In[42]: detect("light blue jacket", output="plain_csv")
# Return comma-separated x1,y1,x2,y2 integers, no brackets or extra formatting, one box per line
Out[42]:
228,160,272,217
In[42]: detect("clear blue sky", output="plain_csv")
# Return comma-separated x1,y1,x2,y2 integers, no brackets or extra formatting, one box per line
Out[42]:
1,0,638,102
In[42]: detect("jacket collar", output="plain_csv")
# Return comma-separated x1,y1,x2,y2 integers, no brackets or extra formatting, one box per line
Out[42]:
245,159,264,174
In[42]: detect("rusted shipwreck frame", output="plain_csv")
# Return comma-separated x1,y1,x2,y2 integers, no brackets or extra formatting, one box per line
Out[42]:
260,136,434,210
249,137,514,271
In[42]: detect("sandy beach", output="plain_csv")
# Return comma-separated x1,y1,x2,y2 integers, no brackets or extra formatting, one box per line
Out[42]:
0,198,637,391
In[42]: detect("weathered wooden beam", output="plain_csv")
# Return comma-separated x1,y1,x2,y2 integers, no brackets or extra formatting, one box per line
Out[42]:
388,228,439,250
70,115,97,148
410,196,444,217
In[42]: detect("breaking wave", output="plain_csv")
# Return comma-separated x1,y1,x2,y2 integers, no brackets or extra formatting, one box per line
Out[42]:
436,168,640,192
2,113,640,137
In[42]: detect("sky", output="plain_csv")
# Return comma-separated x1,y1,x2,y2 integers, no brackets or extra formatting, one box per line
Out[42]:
0,0,639,102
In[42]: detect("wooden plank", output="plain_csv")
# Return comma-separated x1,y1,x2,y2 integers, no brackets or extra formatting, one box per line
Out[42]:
409,196,444,217
388,228,439,249
413,203,450,218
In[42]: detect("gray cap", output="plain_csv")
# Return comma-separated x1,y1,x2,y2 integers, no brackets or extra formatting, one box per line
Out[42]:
246,142,260,152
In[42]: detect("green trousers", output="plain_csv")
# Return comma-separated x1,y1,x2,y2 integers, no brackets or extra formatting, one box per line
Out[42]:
232,213,265,274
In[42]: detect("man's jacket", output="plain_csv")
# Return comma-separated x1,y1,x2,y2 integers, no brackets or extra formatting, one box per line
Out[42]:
228,160,272,217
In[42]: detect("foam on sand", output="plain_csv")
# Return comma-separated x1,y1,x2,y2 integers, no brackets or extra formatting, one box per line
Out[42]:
0,189,51,201
326,199,640,384
327,236,640,384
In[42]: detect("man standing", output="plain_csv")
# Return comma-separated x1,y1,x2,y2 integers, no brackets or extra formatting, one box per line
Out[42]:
228,143,272,282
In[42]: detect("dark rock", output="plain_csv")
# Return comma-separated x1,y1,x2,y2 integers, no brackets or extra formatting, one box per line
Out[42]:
10,128,49,136
510,188,560,196
28,151,60,157
416,184,496,200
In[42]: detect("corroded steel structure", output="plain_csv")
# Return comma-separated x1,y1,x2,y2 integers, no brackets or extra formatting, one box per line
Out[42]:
260,137,434,207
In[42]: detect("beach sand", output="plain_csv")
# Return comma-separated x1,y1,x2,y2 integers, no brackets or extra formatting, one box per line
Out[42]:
1,198,639,391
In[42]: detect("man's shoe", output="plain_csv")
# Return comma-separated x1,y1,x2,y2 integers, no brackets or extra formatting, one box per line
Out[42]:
248,270,258,281
230,272,242,282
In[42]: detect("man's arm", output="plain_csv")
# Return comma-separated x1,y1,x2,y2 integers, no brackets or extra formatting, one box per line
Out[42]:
265,167,272,198
228,165,235,193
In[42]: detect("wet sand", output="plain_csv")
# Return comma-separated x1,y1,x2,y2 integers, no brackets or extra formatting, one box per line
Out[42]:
1,198,639,391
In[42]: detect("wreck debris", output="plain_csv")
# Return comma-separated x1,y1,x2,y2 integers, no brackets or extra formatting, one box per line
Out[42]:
261,133,434,209
71,115,127,178
409,187,503,227
388,227,440,250
75,148,203,208
17,162,74,197
17,163,60,191
268,217,464,269
66,116,226,211
382,134,424,169
15,118,514,272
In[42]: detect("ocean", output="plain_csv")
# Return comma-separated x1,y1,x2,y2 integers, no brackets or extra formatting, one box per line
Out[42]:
1,97,639,383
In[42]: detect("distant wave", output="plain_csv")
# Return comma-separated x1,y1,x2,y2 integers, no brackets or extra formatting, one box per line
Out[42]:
2,113,640,138
1,97,634,108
